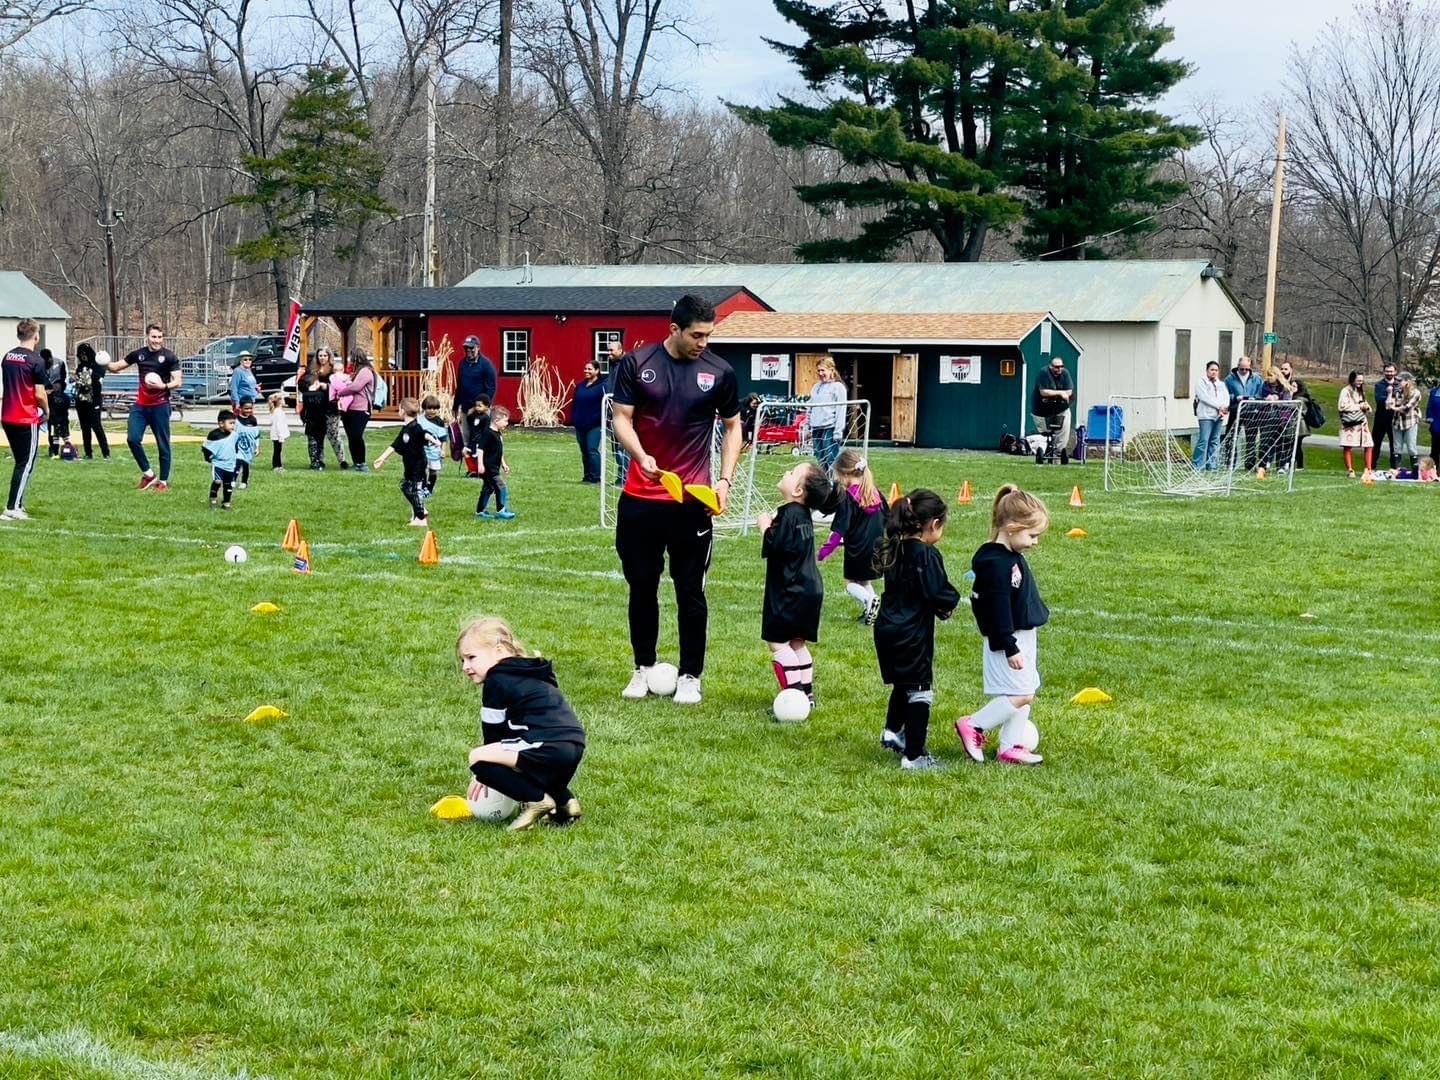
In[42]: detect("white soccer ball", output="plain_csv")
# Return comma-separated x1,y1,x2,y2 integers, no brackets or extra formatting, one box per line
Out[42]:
224,545,248,564
999,715,1040,752
95,349,111,366
467,784,518,822
144,372,165,389
646,662,679,697
773,687,812,723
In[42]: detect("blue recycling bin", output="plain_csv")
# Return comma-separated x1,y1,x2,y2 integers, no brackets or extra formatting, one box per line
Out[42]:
1087,404,1124,444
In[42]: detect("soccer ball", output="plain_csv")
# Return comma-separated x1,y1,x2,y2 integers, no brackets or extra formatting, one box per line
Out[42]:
467,784,518,822
144,372,165,389
95,350,111,366
646,662,679,697
772,688,811,723
999,715,1040,752
224,545,248,564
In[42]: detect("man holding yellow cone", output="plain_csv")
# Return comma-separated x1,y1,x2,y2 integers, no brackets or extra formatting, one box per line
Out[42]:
611,294,742,705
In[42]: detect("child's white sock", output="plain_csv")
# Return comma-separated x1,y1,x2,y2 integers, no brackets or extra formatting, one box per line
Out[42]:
998,705,1035,748
793,646,814,693
845,581,870,611
770,644,800,689
972,695,1017,732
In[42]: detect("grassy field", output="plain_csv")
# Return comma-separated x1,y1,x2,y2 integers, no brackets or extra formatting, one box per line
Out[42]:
1,424,1437,1078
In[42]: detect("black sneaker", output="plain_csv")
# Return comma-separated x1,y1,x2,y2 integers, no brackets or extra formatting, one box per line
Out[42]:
880,729,906,755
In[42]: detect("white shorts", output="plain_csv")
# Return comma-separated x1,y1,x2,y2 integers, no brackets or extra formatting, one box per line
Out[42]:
982,628,1040,697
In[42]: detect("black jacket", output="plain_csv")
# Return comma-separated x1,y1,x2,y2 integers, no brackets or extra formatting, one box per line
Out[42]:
874,539,961,685
1032,367,1072,416
480,657,586,747
761,501,824,643
970,542,1049,656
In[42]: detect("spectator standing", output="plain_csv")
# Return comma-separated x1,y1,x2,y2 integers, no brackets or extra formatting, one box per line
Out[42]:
2,318,49,519
807,358,847,473
454,334,497,453
299,364,330,469
107,322,181,491
1224,356,1264,471
229,351,259,410
1374,362,1399,468
1031,356,1075,451
71,343,109,460
572,360,606,483
42,348,71,458
335,348,376,470
1391,372,1422,469
1278,361,1314,470
1427,382,1440,463
315,350,349,468
1338,370,1374,478
1190,361,1228,470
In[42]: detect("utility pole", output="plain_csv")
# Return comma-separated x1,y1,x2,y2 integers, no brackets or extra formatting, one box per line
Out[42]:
495,0,514,265
98,204,123,337
1261,114,1286,377
423,42,439,288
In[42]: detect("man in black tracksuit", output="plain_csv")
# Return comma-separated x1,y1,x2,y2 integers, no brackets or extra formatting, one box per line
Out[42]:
1373,362,1399,469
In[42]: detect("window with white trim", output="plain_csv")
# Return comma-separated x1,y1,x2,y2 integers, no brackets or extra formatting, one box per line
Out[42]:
502,329,530,375
594,329,623,372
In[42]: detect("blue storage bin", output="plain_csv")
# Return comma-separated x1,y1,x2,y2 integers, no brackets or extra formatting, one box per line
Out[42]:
1087,404,1124,443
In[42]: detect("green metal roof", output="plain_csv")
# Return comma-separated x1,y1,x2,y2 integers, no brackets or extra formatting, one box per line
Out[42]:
0,271,69,320
456,260,1246,324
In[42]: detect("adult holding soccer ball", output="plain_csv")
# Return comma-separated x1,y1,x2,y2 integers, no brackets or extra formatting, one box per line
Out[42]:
108,322,181,491
611,294,743,705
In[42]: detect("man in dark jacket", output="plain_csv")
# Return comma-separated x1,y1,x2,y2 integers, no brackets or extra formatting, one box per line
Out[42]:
454,334,498,459
1373,362,1399,468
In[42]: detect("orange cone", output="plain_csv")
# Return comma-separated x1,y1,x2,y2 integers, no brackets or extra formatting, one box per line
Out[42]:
418,529,440,566
292,539,311,574
282,518,302,551
956,480,973,504
888,481,901,503
1069,485,1084,508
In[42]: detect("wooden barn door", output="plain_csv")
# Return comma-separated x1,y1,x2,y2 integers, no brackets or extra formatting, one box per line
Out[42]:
892,353,918,443
796,353,828,397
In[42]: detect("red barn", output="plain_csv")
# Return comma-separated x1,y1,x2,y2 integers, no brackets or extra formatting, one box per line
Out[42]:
302,285,768,417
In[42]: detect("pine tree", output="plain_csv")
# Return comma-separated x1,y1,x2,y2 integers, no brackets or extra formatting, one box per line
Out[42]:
1012,0,1195,259
229,65,393,309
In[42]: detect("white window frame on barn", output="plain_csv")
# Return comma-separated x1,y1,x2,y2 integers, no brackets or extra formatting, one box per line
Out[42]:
502,329,530,375
593,329,623,372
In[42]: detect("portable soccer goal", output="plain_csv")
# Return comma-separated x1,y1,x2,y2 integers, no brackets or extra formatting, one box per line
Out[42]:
1102,394,1302,496
600,395,872,534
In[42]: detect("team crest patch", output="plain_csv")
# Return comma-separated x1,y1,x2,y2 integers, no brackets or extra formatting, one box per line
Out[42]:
696,371,715,392
1010,564,1022,588
640,368,657,384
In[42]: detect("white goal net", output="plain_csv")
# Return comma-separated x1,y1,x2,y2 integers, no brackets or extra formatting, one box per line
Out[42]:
1102,395,1301,496
601,395,872,534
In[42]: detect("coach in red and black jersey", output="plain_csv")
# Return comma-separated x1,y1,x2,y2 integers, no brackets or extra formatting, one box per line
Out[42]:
107,322,181,491
611,294,743,705
2,318,50,520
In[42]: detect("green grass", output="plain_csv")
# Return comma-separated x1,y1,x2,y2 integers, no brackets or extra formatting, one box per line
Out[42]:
2,425,1437,1078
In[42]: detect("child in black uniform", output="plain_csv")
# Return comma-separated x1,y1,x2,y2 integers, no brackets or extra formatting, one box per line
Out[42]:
873,489,961,770
372,397,435,526
459,615,586,831
956,484,1051,766
759,461,840,706
472,404,513,519
817,449,888,624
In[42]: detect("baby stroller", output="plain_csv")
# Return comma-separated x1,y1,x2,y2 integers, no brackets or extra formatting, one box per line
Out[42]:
1034,412,1069,465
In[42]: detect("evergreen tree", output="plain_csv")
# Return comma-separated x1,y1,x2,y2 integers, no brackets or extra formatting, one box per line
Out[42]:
1013,1,1194,259
229,65,392,308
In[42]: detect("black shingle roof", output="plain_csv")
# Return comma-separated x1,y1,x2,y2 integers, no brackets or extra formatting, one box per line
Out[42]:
304,285,764,316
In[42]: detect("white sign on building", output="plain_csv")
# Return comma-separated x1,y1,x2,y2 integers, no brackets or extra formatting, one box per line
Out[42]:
751,353,791,381
939,355,982,385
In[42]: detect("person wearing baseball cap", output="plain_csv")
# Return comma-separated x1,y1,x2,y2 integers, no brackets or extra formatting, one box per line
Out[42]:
455,334,497,457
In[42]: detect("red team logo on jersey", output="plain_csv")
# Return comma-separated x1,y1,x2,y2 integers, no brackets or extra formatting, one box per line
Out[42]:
696,372,715,392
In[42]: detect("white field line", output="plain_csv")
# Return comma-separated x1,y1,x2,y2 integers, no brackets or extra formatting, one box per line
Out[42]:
0,1028,268,1080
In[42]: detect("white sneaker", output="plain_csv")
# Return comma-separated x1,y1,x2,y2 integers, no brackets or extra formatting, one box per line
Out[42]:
622,667,652,699
674,674,702,704
238,482,248,489
2,508,30,521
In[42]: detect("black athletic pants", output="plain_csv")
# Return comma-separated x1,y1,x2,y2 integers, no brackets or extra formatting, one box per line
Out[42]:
306,433,325,468
342,410,369,465
271,441,283,468
237,459,250,485
615,494,714,677
3,421,39,511
46,396,70,454
1373,412,1396,468
400,478,428,520
210,468,235,506
476,475,507,512
74,402,108,458
471,741,583,806
885,683,932,761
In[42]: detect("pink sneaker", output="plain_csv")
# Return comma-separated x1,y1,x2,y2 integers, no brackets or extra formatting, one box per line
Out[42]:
997,745,1043,766
137,473,156,490
954,716,985,763
151,480,169,492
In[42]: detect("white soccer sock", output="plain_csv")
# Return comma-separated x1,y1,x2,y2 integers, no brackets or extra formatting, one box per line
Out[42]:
845,581,870,611
793,645,814,690
998,706,1034,748
972,695,1017,732
770,644,800,689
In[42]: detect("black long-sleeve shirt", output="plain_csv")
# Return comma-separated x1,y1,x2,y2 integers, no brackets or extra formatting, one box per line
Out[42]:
970,542,1049,656
480,657,586,748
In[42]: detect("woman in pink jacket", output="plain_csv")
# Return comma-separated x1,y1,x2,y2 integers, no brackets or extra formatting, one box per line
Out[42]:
335,348,376,470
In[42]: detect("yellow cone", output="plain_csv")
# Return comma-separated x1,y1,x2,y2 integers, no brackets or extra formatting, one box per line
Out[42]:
657,469,685,502
1065,527,1087,538
429,795,472,821
1256,466,1267,480
281,518,302,551
292,539,312,574
243,704,288,723
1069,687,1113,705
888,481,901,503
684,483,720,513
956,480,973,505
418,530,440,566
250,601,281,615
1069,485,1084,508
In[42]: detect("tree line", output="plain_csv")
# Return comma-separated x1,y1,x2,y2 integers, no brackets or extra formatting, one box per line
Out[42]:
0,0,1435,374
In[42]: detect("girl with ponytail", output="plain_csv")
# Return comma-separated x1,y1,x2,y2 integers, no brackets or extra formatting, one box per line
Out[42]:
956,484,1051,766
818,449,887,624
872,488,961,769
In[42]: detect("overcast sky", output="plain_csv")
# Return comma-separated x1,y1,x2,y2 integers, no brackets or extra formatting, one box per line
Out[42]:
683,0,1361,122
